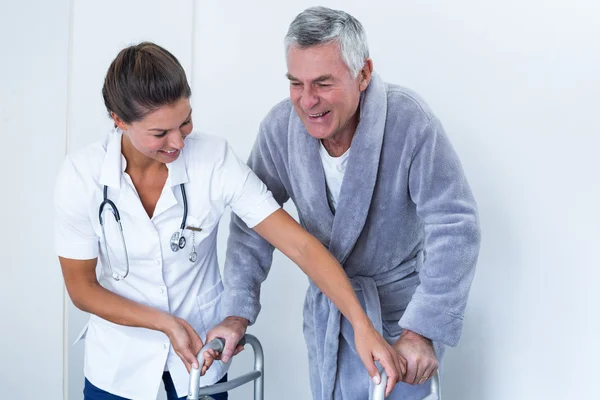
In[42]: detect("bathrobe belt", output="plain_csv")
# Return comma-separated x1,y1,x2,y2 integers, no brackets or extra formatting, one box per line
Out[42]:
308,250,424,400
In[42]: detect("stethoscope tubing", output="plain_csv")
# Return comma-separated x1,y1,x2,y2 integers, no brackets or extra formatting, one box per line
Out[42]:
99,183,189,280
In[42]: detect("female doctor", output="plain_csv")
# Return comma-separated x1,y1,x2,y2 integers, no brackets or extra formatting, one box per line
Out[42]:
55,42,403,400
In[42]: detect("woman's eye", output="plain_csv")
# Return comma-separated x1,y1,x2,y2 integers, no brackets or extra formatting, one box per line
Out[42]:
181,119,191,126
154,131,168,138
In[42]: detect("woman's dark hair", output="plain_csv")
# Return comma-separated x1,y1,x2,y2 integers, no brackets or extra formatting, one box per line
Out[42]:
102,42,191,124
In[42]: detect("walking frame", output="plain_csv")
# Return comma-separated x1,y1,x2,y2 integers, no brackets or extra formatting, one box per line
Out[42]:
187,335,440,400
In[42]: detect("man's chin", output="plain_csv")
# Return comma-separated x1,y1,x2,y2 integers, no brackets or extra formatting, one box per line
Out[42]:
304,127,332,140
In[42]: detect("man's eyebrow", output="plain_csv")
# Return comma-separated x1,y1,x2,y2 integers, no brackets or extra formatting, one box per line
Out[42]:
147,109,193,132
312,75,334,83
285,73,334,83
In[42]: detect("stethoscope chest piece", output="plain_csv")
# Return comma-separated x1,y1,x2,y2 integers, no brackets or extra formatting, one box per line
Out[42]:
170,230,186,252
188,230,198,262
100,183,193,282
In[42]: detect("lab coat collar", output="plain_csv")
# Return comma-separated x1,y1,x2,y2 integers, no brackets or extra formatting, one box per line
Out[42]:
99,128,125,189
99,128,189,189
165,144,189,187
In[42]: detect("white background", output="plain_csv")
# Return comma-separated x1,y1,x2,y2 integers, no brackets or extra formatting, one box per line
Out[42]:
1,0,599,399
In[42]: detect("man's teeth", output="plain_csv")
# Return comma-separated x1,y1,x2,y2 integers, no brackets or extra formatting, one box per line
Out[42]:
309,111,328,117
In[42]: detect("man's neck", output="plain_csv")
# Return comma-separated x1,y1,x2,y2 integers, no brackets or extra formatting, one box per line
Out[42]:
321,107,360,157
321,132,353,157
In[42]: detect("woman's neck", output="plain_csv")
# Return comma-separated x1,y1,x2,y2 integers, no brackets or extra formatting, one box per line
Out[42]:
121,133,166,177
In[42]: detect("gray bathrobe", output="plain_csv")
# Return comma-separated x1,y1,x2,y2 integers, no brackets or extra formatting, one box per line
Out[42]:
222,72,481,400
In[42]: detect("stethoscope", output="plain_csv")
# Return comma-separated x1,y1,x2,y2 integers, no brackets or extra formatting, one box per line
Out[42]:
98,183,198,281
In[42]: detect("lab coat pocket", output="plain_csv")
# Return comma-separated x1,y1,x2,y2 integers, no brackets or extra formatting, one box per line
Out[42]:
196,279,224,337
186,214,218,236
85,315,133,385
379,272,420,339
181,216,218,262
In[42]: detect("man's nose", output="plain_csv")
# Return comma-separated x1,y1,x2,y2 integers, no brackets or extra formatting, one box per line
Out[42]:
300,86,319,110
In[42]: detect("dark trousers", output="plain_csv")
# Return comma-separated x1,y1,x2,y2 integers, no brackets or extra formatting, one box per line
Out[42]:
84,372,228,400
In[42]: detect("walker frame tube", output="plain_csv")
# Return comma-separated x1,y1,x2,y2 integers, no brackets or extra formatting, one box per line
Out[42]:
187,334,264,400
373,368,440,400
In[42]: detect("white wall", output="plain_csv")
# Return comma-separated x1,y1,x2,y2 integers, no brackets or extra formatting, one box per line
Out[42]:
194,1,600,399
66,2,194,398
0,0,70,398
2,1,598,399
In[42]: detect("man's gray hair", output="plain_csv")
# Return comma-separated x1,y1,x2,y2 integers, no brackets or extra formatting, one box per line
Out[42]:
284,6,369,78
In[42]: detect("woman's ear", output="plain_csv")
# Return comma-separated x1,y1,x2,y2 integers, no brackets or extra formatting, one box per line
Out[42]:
110,112,128,131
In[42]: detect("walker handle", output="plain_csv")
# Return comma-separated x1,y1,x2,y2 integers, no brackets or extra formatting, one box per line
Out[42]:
372,368,440,400
187,334,264,400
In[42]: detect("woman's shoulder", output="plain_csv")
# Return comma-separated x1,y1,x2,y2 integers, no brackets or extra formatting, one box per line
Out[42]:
61,133,111,178
183,131,233,162
184,131,227,147
67,137,108,167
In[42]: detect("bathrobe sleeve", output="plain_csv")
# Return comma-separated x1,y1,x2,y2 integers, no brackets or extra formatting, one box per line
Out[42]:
221,114,291,324
399,117,481,346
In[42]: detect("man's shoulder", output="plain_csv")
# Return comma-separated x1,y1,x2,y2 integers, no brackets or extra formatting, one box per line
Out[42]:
255,98,295,146
384,82,436,123
261,98,294,130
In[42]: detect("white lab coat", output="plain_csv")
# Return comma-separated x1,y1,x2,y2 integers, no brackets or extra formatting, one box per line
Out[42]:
54,129,279,399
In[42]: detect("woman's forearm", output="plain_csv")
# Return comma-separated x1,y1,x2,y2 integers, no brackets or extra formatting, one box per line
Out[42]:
76,282,173,331
60,257,175,334
293,234,372,327
253,209,372,329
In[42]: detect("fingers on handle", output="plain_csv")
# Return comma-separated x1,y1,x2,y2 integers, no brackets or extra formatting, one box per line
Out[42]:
381,355,399,396
398,356,407,377
201,349,216,375
221,340,238,363
176,350,193,373
420,361,438,385
360,353,381,385
391,350,404,381
233,344,245,356
405,362,418,385
184,348,199,370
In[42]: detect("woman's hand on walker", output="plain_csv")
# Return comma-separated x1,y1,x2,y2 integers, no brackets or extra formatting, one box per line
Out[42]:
354,319,406,397
163,316,212,375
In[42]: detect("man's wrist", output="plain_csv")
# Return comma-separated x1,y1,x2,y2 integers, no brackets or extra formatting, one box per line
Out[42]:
225,315,249,328
401,329,432,343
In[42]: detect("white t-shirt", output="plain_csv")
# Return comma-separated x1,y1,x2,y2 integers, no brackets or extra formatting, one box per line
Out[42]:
54,129,280,399
319,141,350,213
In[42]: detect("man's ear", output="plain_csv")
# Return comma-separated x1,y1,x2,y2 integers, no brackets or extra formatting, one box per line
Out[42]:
359,58,373,92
